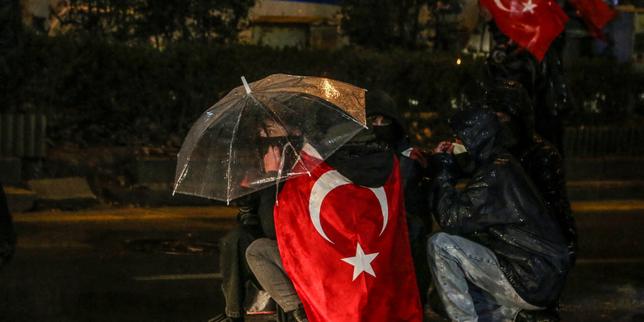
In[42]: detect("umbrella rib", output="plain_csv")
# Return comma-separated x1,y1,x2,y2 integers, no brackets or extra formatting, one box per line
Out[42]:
226,101,248,204
256,95,313,176
250,94,292,140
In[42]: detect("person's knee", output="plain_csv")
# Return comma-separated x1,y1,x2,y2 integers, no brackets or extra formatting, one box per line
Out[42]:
245,238,274,263
427,232,453,259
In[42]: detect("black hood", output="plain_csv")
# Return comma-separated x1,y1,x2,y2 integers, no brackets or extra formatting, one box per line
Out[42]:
366,90,406,133
323,90,399,187
485,80,535,145
449,108,502,164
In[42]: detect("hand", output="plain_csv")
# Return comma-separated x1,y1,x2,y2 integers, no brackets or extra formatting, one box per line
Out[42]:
409,147,428,168
263,145,282,173
432,141,454,155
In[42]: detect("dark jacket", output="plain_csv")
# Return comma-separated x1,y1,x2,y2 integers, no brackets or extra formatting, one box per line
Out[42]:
487,81,577,263
234,184,279,240
429,109,570,306
486,22,571,152
364,89,428,217
363,89,432,306
513,135,577,263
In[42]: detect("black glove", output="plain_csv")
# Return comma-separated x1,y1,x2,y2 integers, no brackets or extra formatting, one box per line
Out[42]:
427,153,461,185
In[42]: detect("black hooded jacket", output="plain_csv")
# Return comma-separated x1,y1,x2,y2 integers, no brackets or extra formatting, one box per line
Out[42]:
359,90,428,218
513,135,577,263
428,109,570,306
487,81,577,263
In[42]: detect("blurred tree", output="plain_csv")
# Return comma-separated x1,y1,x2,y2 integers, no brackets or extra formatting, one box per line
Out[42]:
340,0,475,52
63,0,135,40
0,0,22,112
0,0,21,51
64,0,255,46
341,0,430,50
189,0,254,43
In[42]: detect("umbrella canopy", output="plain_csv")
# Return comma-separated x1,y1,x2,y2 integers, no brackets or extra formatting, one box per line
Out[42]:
173,74,367,203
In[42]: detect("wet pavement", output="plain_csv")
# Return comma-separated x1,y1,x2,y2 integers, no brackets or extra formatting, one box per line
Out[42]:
1,204,643,322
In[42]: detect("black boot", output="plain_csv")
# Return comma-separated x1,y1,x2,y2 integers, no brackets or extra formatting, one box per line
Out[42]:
427,287,449,319
207,313,242,322
287,305,308,322
515,306,560,322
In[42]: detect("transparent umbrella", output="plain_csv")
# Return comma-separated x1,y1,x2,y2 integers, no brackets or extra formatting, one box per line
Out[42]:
173,74,367,203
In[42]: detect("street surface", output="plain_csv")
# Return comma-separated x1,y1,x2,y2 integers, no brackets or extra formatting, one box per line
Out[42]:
1,203,644,322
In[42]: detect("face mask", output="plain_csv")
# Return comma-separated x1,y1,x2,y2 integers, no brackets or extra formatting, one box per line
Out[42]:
452,143,476,175
347,127,378,145
372,125,398,145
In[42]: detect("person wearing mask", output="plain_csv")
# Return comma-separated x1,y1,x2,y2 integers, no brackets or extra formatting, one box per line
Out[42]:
361,90,431,305
426,108,571,321
244,90,421,321
211,113,305,322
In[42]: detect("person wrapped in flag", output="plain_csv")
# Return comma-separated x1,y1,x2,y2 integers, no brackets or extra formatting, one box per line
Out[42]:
244,91,424,322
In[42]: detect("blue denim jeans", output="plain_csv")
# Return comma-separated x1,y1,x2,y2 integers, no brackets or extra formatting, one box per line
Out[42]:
427,232,541,322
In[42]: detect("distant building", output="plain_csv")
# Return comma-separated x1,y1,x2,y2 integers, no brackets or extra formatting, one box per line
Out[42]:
20,0,65,33
20,0,346,49
245,0,346,49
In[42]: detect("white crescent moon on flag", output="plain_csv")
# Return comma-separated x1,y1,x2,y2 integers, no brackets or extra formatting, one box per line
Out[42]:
493,0,512,12
369,187,388,236
308,170,390,244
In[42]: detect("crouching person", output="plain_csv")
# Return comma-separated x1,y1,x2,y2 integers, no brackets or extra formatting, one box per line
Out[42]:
426,108,570,321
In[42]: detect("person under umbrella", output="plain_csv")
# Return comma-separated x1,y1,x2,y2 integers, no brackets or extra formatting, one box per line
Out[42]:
177,75,369,322
244,90,423,322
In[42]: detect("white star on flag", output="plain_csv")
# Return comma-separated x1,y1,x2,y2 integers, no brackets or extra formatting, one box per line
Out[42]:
341,243,379,281
522,0,537,13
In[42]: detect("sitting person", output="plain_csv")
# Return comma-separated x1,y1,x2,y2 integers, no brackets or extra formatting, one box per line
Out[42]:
426,108,571,321
358,90,431,305
242,137,314,322
244,90,423,322
212,114,305,322
214,198,264,322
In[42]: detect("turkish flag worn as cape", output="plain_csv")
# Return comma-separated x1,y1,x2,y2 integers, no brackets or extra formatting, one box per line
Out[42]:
568,0,616,38
274,153,422,322
481,0,568,60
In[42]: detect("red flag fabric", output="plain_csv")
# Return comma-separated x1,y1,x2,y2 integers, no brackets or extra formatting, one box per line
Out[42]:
274,153,422,322
481,0,569,60
568,0,616,38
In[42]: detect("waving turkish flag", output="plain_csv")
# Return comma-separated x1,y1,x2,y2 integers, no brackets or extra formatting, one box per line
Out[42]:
274,154,422,322
568,0,616,38
481,0,568,60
